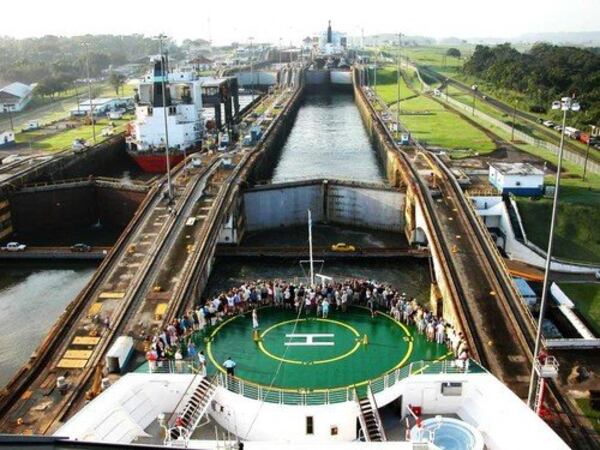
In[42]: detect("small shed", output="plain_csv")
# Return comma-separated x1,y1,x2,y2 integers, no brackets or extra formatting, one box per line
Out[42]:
0,130,15,148
489,162,545,196
106,336,134,373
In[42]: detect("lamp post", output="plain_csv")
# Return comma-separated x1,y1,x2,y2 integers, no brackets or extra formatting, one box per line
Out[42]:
471,84,478,116
82,42,96,143
4,105,14,131
396,32,403,139
583,124,596,182
526,96,580,409
157,33,173,201
511,101,519,142
249,37,255,103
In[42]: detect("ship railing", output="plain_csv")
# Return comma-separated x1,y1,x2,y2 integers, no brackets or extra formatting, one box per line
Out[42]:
208,359,487,406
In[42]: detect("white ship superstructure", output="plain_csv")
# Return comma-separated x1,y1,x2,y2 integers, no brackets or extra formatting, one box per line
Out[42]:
127,57,204,172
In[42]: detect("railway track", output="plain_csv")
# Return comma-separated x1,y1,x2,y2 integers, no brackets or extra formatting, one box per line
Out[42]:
372,64,598,447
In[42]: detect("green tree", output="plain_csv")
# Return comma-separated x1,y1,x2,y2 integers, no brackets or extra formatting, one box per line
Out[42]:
109,72,126,96
446,48,461,59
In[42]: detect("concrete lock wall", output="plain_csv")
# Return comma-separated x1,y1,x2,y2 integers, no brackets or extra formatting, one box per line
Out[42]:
9,184,145,234
236,71,278,87
327,185,404,231
244,184,324,230
243,181,404,232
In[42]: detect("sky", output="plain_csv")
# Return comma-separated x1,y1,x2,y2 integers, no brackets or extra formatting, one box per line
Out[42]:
1,0,598,45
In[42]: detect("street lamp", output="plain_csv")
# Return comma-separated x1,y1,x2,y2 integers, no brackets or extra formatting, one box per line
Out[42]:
81,42,96,143
511,101,519,142
583,124,596,182
471,84,478,116
526,96,580,409
3,104,14,131
249,37,255,103
396,32,403,139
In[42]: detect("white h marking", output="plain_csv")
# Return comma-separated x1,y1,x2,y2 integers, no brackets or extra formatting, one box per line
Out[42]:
284,333,334,346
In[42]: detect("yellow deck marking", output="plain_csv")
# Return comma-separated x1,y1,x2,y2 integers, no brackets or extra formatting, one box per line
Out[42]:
98,292,125,300
57,359,87,369
88,302,102,317
64,350,92,360
154,303,168,320
73,336,100,345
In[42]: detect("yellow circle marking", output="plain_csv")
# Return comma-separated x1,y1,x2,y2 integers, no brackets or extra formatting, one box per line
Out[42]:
258,318,361,365
206,307,415,393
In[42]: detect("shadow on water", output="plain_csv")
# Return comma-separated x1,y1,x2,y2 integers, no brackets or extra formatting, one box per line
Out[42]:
0,261,97,387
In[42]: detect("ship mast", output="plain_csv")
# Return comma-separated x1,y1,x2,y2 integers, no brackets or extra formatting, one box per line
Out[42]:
157,34,173,200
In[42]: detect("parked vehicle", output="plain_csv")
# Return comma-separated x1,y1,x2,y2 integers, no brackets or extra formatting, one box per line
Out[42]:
542,120,555,128
72,139,88,153
564,127,580,139
331,242,356,252
1,242,26,252
71,243,91,252
21,120,41,132
218,133,230,152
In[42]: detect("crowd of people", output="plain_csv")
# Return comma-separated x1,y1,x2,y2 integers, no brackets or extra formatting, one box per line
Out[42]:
145,278,470,373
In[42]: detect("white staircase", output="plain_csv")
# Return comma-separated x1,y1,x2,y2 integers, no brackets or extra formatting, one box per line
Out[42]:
355,385,386,442
169,376,217,442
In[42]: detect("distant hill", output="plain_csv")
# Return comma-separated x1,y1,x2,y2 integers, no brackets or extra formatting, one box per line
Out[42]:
468,31,600,46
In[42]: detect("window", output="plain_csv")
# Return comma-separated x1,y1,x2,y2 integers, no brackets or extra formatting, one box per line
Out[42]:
441,382,462,396
516,181,521,186
306,416,314,435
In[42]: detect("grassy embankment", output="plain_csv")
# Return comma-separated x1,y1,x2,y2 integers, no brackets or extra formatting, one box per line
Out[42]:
374,65,496,158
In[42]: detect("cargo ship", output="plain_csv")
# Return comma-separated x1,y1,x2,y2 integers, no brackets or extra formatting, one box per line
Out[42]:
126,56,204,173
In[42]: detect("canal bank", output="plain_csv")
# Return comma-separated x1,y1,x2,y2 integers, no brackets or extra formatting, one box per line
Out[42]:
0,262,97,386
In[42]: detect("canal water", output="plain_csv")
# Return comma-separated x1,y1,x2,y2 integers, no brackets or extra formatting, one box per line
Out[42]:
205,258,430,305
0,262,96,386
272,92,384,183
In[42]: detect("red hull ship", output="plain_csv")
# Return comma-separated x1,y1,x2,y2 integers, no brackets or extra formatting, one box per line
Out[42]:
127,152,185,174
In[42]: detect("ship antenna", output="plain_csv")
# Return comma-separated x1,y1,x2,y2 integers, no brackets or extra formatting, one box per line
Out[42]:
157,33,173,200
308,209,315,287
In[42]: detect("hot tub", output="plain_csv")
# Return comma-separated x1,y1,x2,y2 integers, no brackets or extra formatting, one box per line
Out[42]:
410,417,484,450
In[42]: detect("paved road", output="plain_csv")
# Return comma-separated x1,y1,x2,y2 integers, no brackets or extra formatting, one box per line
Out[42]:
422,66,598,163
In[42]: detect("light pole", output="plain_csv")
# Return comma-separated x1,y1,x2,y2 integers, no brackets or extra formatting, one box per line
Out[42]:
249,37,255,103
82,42,96,143
4,105,14,131
526,96,580,409
157,33,173,201
583,125,595,182
471,84,478,116
511,101,518,142
279,37,283,66
396,32,403,139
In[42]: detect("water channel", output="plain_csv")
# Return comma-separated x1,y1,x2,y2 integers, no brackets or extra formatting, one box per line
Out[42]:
0,90,426,387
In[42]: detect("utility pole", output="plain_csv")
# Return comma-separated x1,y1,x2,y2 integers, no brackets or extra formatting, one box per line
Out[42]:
374,50,377,96
511,101,518,142
279,37,283,66
527,97,580,409
471,84,478,116
583,125,595,182
82,42,96,143
158,34,173,200
249,37,255,103
396,32,402,139
4,105,14,131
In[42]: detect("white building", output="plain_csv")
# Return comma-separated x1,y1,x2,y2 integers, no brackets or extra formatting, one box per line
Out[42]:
489,162,545,196
0,130,15,148
71,98,130,117
0,82,33,112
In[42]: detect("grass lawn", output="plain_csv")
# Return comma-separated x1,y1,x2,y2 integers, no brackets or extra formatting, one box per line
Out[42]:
373,66,496,157
16,117,130,153
576,398,600,434
517,197,600,264
559,283,600,336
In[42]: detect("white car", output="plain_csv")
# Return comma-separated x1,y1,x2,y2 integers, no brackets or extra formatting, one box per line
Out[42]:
1,242,26,252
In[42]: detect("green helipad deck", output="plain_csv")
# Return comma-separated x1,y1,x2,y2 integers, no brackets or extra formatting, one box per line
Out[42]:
205,306,450,391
